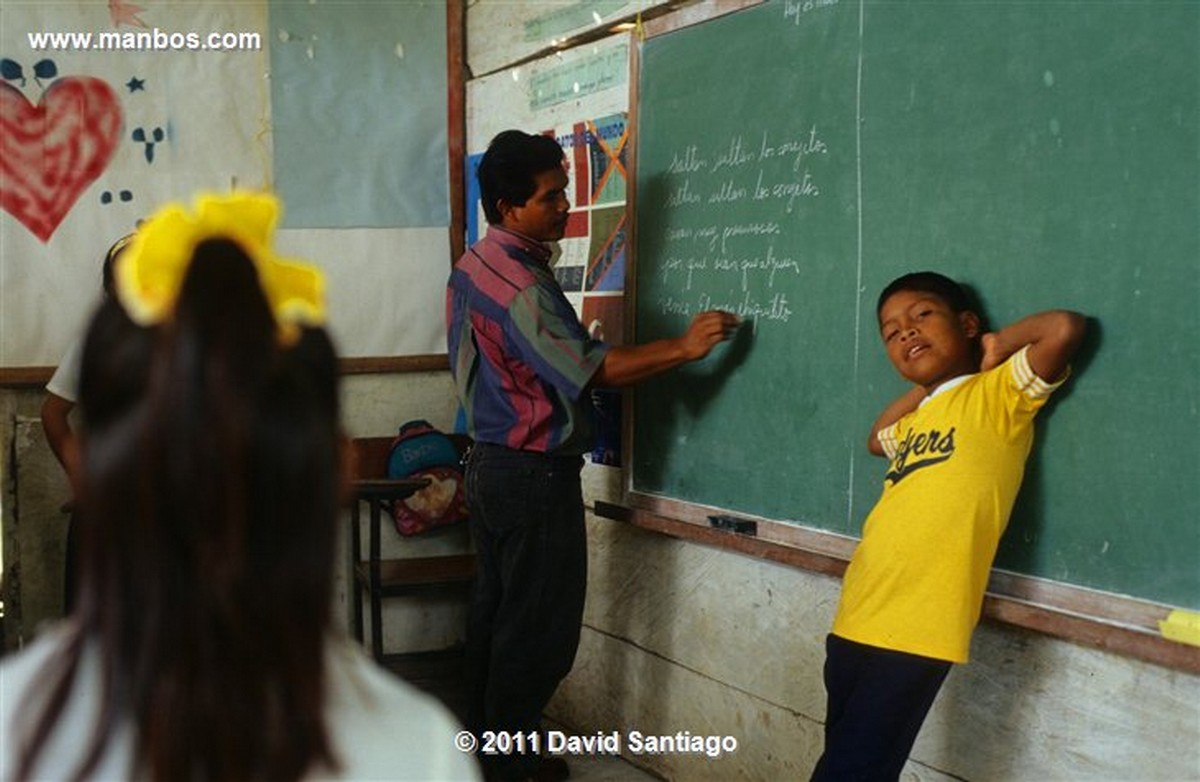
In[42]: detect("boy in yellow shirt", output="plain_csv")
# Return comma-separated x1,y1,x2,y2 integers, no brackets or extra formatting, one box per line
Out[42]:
811,272,1086,781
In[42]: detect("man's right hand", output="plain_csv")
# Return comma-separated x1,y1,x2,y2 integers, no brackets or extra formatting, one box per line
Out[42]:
681,310,741,360
592,310,742,388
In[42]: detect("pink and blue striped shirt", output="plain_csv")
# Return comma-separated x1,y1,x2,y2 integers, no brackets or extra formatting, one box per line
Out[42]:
446,226,610,454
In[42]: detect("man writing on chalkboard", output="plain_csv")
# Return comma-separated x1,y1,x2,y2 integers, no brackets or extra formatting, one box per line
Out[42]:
447,129,739,782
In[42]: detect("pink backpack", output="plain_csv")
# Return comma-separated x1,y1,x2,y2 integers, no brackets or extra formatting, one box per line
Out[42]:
386,420,469,536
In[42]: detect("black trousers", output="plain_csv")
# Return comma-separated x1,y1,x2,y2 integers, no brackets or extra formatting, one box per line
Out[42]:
810,633,952,782
464,443,587,780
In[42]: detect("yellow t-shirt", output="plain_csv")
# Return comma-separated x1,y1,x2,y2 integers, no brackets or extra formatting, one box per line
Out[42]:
832,347,1066,663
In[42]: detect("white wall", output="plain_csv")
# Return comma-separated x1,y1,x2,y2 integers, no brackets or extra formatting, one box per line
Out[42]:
466,0,666,77
0,1,449,365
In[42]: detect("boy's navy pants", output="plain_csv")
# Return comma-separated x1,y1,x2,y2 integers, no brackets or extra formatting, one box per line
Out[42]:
811,633,952,782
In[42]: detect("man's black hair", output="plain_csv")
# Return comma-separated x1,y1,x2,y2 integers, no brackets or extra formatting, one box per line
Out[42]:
476,130,565,225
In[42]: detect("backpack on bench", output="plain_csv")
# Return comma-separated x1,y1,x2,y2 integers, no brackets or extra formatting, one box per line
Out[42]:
386,420,468,536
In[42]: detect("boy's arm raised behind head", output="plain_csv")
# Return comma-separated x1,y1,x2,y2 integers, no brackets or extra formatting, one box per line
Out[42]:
867,385,927,456
980,310,1087,383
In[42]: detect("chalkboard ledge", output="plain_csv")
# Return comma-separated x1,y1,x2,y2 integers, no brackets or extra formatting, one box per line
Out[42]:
594,495,1200,674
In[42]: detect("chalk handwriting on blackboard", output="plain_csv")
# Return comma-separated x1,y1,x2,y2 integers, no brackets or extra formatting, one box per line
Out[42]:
662,127,828,212
754,170,819,212
659,245,801,292
667,144,706,173
653,126,829,326
784,0,840,26
765,127,828,171
711,134,756,172
665,221,782,254
652,291,795,324
665,178,701,207
699,290,794,323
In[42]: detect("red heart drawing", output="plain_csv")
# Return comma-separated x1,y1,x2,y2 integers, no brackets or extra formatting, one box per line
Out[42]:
1,78,123,243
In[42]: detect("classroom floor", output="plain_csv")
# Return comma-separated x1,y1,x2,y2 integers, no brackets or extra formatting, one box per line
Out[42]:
385,651,662,781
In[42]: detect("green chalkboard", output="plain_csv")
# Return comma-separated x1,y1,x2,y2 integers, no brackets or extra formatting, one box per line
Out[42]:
631,0,1200,610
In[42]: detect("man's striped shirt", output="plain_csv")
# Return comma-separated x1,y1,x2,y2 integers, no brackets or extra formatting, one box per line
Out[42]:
446,226,609,454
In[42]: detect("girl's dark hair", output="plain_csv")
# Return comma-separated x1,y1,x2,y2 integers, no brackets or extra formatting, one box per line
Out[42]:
477,129,565,224
100,233,134,299
17,239,343,782
876,270,979,321
77,297,155,432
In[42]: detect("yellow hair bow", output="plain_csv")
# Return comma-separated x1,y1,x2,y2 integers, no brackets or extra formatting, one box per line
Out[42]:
115,192,326,342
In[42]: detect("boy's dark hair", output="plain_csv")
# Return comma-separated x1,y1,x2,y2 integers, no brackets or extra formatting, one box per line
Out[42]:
477,129,565,225
876,271,978,321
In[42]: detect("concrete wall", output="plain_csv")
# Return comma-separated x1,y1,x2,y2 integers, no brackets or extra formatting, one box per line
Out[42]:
10,416,73,635
542,472,1200,781
1,387,62,646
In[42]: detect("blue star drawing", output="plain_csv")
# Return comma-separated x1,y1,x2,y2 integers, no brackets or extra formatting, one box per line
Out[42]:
126,76,145,92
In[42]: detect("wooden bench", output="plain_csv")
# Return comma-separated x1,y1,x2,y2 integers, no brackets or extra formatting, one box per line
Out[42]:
349,436,475,662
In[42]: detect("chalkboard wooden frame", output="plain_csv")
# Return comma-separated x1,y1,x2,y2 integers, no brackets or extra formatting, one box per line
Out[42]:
617,0,1199,673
